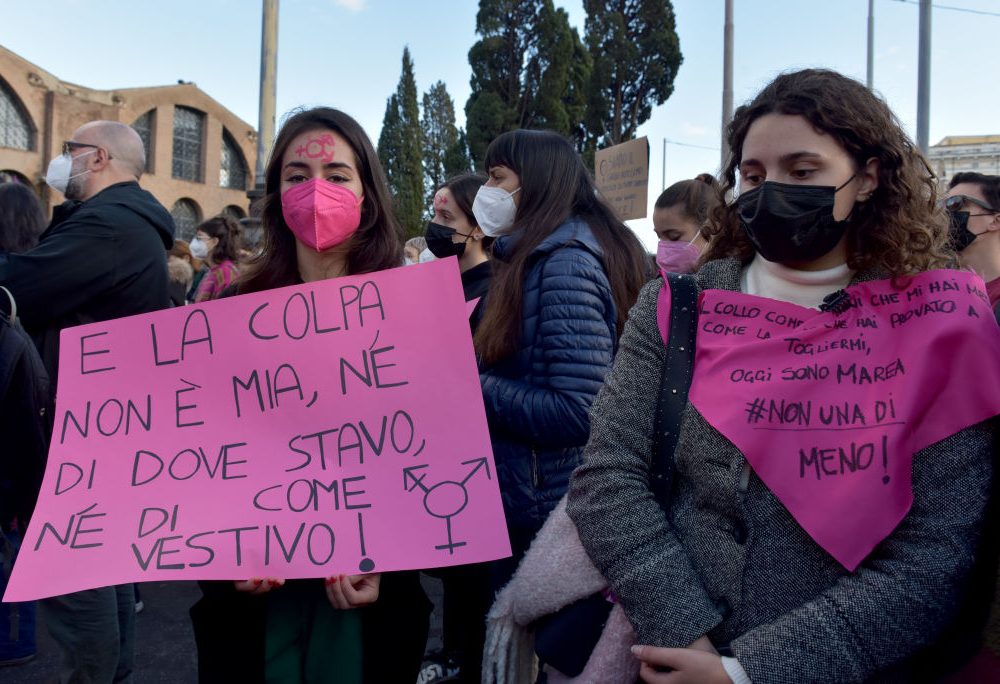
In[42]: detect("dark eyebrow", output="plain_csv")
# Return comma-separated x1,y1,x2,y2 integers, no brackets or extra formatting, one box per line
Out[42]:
283,160,355,172
323,161,355,171
740,152,822,168
779,151,823,163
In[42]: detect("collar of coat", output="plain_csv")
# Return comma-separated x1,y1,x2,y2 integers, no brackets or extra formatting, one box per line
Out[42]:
491,218,603,264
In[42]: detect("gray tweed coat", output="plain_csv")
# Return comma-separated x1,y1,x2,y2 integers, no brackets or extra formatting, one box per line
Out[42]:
567,258,995,683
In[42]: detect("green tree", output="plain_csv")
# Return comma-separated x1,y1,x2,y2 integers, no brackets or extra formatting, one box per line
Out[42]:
377,47,425,238
465,0,591,167
421,81,471,204
444,129,473,179
583,0,682,149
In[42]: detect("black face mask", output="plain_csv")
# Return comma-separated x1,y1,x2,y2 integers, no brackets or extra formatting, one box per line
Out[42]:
424,221,471,259
738,176,855,263
948,211,981,252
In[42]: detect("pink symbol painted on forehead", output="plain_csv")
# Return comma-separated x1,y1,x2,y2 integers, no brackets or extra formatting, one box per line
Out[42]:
294,133,337,163
434,194,449,209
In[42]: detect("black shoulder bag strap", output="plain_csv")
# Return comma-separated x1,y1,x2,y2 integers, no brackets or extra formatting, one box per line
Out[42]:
532,273,701,678
650,272,700,510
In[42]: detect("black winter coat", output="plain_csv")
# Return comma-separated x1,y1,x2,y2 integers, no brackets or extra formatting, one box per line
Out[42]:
480,218,618,530
0,307,50,528
461,260,492,333
0,181,174,386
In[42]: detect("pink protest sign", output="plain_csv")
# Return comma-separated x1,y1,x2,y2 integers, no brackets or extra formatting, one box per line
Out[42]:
687,270,1000,571
4,258,510,602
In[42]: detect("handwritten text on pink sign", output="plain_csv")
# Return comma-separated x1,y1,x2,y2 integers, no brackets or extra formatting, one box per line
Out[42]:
5,258,510,601
687,270,1000,571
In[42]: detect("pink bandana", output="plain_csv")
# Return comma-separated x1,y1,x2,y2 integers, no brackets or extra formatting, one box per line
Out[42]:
663,270,1000,570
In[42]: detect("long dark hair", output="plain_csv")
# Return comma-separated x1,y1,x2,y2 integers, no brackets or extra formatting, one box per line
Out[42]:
196,215,241,263
238,107,403,293
474,130,648,365
0,182,46,253
704,69,950,276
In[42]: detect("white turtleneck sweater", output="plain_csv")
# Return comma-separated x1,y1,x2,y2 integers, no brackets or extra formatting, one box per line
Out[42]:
740,253,854,309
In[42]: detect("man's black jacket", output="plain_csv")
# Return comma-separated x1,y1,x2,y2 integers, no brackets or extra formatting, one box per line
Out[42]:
0,181,174,387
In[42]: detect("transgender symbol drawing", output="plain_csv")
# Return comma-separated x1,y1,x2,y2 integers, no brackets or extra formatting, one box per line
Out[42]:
402,458,492,554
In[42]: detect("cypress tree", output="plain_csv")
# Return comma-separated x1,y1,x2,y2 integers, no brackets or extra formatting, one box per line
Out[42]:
465,0,591,167
421,81,470,204
377,47,425,238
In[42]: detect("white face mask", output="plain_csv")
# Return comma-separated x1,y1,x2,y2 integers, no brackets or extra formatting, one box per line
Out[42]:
45,151,95,196
189,237,210,260
418,247,435,263
472,185,521,237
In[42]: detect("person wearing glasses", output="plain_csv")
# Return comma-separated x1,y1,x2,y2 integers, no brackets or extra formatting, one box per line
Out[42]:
944,173,1000,313
0,120,174,683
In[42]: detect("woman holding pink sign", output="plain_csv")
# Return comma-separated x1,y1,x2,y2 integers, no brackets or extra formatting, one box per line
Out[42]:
567,69,1000,684
191,107,430,684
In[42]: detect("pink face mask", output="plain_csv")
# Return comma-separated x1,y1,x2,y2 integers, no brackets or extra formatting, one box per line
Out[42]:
281,178,362,252
656,236,702,274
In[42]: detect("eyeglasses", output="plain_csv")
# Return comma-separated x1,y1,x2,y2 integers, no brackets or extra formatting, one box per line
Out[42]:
62,141,112,159
943,194,997,215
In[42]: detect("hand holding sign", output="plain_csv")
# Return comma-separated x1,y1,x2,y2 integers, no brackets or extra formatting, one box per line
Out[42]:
325,573,381,609
4,258,511,602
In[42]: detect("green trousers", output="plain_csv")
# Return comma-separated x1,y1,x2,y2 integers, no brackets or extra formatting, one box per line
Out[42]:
265,584,363,684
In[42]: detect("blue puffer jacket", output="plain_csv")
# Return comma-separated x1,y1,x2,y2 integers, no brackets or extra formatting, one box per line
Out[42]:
481,218,618,530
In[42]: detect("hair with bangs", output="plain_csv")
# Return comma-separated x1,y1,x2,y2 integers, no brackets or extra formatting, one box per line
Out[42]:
473,129,649,365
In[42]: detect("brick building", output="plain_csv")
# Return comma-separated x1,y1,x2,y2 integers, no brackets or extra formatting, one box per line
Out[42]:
0,45,257,241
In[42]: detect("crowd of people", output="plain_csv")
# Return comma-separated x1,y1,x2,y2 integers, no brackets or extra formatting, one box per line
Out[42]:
0,67,999,684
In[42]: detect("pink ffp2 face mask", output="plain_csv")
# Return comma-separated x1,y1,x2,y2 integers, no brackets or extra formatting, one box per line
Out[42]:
656,236,702,274
281,178,362,252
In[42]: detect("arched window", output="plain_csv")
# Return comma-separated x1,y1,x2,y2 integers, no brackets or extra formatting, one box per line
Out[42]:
172,106,204,182
220,129,248,190
0,78,33,151
171,198,201,242
131,110,155,172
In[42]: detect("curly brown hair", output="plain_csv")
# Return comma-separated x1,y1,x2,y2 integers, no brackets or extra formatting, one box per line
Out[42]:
703,69,953,276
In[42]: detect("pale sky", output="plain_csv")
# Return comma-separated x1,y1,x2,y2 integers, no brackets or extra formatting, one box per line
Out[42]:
3,0,998,250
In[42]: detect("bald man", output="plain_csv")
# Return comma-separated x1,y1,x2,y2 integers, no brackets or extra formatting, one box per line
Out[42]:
1,120,173,376
0,120,174,683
